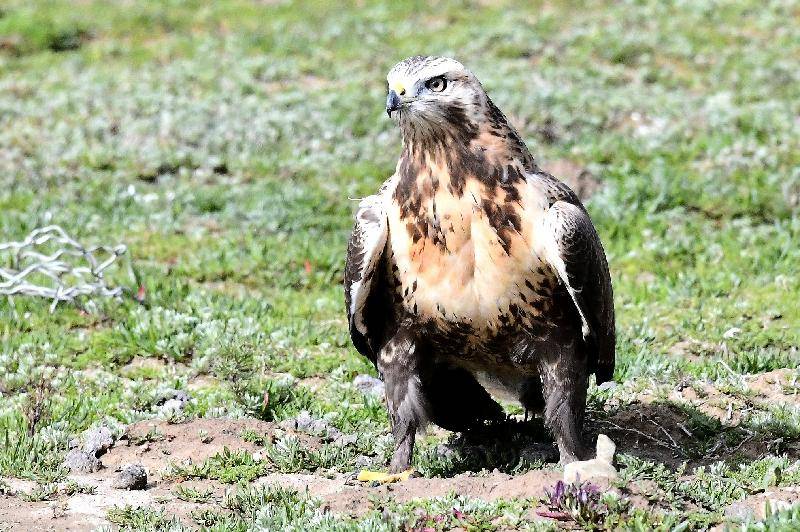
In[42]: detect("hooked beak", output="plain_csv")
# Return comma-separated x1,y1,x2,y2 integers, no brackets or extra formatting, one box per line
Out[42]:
386,89,402,117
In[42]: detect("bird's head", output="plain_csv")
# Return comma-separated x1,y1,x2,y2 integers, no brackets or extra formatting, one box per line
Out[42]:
385,56,487,144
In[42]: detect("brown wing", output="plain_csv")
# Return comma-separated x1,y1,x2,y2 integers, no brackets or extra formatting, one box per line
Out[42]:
344,193,390,365
540,199,616,383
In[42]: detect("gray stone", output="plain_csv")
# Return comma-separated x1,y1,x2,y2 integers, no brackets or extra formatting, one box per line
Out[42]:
63,449,102,473
294,410,314,431
82,426,115,457
435,444,456,460
353,374,385,398
156,389,191,417
159,398,185,416
597,381,618,392
113,464,147,490
278,418,296,431
725,502,755,521
171,390,190,404
335,433,358,447
355,455,375,469
282,410,344,440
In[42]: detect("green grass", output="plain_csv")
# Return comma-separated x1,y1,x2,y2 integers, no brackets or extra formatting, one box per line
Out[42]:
1,0,799,529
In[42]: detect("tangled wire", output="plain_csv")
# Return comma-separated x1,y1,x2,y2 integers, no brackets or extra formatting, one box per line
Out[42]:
0,225,128,312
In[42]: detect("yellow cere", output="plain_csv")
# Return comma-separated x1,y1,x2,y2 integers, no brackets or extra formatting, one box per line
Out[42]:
389,81,406,95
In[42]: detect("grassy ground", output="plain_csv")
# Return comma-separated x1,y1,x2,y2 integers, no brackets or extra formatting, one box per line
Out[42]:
1,0,799,529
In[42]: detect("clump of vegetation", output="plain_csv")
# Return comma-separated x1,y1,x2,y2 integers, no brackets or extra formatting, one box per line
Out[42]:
107,506,185,531
545,480,603,521
166,447,268,484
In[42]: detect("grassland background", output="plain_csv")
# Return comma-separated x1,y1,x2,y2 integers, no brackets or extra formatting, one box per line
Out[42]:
1,0,799,529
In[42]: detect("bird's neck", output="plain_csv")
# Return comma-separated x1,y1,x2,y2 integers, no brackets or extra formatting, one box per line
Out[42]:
396,100,535,199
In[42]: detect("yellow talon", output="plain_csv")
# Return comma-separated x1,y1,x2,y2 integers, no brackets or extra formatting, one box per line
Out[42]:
357,468,415,483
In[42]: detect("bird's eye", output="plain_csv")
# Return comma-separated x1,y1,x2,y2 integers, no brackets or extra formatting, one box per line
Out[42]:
425,76,447,93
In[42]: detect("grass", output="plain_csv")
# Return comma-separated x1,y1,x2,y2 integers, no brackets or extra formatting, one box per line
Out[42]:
0,0,799,529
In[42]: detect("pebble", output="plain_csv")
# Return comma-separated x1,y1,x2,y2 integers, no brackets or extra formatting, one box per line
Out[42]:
157,389,191,417
353,374,385,398
82,426,115,457
63,449,102,473
113,464,147,490
563,434,619,483
282,410,343,440
63,425,118,472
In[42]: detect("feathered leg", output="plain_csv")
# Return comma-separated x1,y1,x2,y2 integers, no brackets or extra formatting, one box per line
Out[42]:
538,341,589,464
378,327,428,473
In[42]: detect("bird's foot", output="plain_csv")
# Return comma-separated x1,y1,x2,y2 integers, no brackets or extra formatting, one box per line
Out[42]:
356,468,416,484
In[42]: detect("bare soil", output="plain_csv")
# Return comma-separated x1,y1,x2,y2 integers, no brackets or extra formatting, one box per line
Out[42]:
3,369,800,530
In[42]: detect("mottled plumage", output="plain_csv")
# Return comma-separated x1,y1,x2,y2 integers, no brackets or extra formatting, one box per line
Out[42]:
344,56,614,472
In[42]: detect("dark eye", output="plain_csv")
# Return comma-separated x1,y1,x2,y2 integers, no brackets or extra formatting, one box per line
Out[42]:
425,76,447,92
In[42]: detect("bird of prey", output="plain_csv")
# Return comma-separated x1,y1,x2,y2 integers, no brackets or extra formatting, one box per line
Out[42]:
344,56,614,474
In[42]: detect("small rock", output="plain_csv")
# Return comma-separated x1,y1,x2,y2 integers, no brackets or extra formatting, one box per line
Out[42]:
252,451,264,463
518,442,559,464
435,444,456,460
597,381,617,392
82,426,115,457
324,425,342,440
63,449,102,473
159,398,186,417
113,464,147,490
285,410,342,440
563,434,618,483
355,455,374,469
171,390,191,404
294,410,314,431
335,434,358,447
723,327,742,339
725,502,755,521
278,418,296,431
156,389,191,417
353,375,385,399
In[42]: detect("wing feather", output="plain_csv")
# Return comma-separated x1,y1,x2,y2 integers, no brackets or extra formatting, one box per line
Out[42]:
344,193,389,364
540,199,615,383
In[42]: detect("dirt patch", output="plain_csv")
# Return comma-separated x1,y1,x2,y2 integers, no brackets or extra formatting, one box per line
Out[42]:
747,369,799,400
667,339,723,362
0,419,280,530
0,417,571,530
6,373,800,531
591,371,800,469
724,486,800,522
319,470,564,515
104,418,275,481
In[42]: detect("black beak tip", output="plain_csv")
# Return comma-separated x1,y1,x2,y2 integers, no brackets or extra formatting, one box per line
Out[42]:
386,90,402,117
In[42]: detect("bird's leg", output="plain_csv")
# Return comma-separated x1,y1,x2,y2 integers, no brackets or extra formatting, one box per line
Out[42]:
538,346,589,464
378,327,428,474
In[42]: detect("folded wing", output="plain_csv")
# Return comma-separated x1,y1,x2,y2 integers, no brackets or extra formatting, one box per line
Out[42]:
540,199,615,383
344,194,390,364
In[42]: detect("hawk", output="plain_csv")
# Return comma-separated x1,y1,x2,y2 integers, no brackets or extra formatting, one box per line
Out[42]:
344,56,614,474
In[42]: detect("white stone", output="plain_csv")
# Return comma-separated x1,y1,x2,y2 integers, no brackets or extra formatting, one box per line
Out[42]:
563,434,618,483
